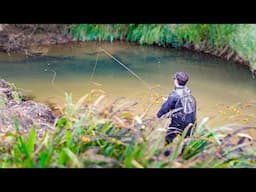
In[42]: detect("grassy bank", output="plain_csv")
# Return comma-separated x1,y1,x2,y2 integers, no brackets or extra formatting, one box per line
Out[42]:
70,24,256,73
2,24,256,73
0,90,255,168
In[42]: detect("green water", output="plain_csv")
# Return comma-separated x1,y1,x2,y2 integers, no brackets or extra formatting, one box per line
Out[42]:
0,41,256,127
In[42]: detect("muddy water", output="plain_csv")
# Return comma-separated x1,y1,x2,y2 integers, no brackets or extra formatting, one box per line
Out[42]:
0,41,255,130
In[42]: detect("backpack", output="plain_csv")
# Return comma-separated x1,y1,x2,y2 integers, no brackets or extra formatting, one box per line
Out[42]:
180,94,196,114
171,87,196,116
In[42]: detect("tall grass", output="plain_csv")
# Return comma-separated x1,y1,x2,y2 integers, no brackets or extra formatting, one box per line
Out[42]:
69,24,256,72
230,24,256,71
0,91,255,168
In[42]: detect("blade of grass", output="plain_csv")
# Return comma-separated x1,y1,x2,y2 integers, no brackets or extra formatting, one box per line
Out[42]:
170,125,191,160
27,127,36,157
63,148,82,168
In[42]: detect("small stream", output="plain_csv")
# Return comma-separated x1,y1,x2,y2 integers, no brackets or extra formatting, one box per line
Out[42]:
0,41,255,129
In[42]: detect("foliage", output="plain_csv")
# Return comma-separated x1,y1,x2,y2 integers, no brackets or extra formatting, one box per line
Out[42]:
230,24,256,71
69,24,256,71
0,92,255,168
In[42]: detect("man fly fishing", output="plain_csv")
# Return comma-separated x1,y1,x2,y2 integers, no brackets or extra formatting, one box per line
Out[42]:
157,72,197,144
100,49,197,144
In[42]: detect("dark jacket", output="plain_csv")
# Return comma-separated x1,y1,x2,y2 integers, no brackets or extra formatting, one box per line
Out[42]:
157,86,196,129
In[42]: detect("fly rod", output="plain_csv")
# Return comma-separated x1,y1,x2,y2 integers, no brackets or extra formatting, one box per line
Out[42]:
99,47,152,90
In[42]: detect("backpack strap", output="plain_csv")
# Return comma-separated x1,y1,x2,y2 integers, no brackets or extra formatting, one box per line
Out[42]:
163,107,183,118
170,107,183,115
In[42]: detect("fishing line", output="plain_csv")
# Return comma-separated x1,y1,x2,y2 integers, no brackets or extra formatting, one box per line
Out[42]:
44,66,65,96
50,69,56,86
44,68,56,86
99,47,152,90
87,47,165,120
90,52,99,83
97,47,166,118
99,47,164,100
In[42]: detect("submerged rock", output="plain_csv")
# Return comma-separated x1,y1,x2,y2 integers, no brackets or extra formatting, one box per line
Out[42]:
0,79,56,137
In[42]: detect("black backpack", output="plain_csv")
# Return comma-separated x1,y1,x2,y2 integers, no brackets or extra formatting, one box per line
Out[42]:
172,89,196,116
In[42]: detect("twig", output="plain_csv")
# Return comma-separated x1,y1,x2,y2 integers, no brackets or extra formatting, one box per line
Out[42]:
216,126,256,155
222,126,256,144
109,97,126,113
93,95,105,107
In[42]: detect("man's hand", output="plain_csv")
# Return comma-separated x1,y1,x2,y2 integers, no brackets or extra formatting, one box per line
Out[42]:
161,96,167,102
153,116,159,120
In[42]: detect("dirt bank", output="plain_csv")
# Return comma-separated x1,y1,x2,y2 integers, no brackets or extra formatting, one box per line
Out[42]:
0,79,56,138
0,24,73,56
180,41,249,70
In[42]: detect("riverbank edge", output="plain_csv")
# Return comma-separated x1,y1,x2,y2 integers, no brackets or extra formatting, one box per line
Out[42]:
0,25,254,74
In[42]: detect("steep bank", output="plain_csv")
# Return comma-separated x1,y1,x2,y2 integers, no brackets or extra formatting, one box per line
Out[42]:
181,42,245,66
0,24,73,56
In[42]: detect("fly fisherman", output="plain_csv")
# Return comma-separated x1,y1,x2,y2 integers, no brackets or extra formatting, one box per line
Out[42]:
157,72,197,144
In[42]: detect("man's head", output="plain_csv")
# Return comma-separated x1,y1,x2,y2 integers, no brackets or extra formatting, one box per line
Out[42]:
173,72,189,86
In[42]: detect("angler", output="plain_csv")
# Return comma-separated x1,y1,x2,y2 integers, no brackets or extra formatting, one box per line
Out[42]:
157,72,197,144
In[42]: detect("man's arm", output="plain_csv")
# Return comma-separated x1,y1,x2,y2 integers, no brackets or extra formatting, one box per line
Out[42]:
157,93,178,118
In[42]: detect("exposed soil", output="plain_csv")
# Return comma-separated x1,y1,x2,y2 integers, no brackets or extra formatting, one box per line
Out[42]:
0,79,56,138
0,24,73,56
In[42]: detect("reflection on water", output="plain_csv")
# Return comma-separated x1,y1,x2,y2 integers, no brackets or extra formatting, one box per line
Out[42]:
0,41,256,128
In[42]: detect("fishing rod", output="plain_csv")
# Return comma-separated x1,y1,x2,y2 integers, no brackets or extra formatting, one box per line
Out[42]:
90,52,99,82
88,47,167,119
99,47,152,90
98,47,166,100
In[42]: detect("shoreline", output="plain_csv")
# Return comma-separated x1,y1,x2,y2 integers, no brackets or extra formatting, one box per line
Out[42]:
0,24,254,74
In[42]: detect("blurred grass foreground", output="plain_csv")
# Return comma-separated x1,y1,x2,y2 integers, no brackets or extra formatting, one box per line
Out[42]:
0,89,255,168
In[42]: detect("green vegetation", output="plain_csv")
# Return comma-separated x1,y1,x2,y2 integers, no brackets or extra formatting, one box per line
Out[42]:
0,90,255,168
230,24,256,71
1,24,256,168
70,24,256,72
